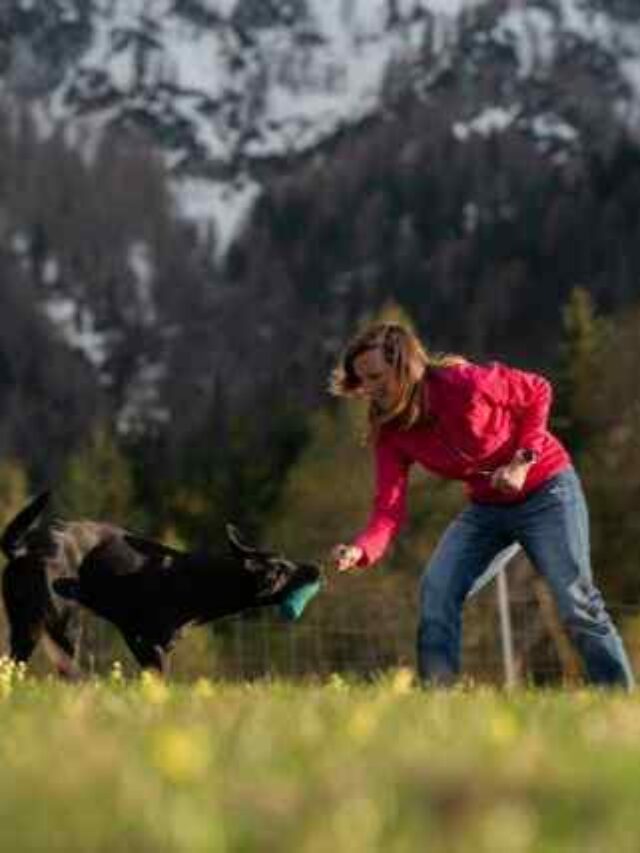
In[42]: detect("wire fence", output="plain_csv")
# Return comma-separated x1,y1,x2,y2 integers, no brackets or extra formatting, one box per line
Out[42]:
2,550,640,685
189,591,640,686
161,544,640,686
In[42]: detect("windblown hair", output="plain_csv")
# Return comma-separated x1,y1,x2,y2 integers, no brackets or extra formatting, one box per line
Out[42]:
330,322,464,441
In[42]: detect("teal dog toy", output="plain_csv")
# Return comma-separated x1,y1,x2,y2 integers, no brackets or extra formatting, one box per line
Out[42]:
279,579,322,621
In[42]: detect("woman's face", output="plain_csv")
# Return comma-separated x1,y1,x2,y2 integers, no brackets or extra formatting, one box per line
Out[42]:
353,347,401,411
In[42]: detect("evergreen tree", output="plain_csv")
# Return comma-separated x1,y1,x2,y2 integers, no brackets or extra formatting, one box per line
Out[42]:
575,306,640,608
58,423,136,524
0,458,29,531
553,287,611,456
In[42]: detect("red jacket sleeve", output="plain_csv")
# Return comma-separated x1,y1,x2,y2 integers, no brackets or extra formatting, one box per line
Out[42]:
479,362,553,454
353,433,411,567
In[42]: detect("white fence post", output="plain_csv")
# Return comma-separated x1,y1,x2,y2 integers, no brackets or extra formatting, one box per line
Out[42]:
497,564,516,688
467,543,521,688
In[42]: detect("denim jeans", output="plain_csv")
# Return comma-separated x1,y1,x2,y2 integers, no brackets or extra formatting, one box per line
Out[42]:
417,467,635,689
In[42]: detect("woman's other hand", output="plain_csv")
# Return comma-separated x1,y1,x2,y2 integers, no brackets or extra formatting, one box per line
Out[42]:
490,456,531,493
331,544,364,572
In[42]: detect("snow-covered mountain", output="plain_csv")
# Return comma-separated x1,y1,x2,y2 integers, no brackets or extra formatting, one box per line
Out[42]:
2,0,640,257
3,0,640,434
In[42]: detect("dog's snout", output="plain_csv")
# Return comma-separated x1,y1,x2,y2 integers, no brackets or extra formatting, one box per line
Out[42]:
302,562,322,583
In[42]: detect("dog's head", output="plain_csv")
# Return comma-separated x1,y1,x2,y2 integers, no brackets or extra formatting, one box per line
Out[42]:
118,523,322,602
224,524,322,602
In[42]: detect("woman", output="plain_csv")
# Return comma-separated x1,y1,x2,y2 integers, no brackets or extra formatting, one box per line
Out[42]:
330,321,634,688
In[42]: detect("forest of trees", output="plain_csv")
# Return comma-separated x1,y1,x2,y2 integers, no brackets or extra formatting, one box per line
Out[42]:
0,80,639,680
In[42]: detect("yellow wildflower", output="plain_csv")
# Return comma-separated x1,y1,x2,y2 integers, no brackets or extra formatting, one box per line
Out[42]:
489,710,519,745
150,726,208,784
390,667,414,695
193,677,215,699
140,671,170,705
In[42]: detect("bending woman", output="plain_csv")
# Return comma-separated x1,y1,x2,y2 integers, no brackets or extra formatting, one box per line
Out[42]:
330,321,634,689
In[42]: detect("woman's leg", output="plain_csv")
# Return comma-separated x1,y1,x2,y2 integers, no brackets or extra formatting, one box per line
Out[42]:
514,468,634,689
417,505,509,684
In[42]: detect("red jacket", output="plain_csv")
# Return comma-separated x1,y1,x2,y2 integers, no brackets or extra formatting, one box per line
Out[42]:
353,361,570,567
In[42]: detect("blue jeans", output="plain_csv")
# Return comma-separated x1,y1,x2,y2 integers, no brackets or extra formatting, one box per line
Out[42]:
417,468,634,689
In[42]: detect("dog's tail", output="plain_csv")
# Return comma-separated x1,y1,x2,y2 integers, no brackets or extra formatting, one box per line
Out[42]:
0,491,51,559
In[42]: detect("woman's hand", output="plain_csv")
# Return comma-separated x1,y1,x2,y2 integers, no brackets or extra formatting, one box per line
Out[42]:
490,455,532,494
331,543,364,572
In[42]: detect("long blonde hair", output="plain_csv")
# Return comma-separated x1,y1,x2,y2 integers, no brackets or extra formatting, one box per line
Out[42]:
330,322,464,441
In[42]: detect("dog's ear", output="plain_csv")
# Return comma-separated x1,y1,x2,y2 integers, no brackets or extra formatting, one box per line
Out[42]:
225,524,257,556
226,524,278,560
124,535,184,560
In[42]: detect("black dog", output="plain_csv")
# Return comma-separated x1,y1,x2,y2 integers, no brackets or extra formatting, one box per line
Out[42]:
53,527,321,674
1,491,141,678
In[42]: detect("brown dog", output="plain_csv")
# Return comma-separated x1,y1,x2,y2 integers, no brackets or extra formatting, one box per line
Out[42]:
1,492,142,677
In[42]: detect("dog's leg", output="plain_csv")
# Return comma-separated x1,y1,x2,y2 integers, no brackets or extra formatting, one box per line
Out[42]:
121,631,168,676
74,617,85,671
41,629,81,681
49,607,85,670
9,623,41,665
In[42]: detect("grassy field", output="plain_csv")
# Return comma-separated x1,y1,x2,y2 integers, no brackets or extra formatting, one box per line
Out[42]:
0,660,639,852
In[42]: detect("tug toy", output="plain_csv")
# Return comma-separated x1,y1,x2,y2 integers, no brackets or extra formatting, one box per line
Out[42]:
279,579,322,621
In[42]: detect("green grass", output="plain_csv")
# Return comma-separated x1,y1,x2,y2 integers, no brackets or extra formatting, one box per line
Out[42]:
0,660,639,852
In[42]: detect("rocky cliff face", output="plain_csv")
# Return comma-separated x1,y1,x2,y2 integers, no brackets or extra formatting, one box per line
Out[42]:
2,1,639,248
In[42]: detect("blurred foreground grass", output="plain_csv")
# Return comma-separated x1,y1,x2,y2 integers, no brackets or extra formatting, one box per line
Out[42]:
0,659,639,852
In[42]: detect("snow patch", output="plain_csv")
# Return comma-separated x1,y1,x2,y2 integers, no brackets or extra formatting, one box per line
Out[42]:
529,113,578,143
42,258,60,287
41,295,111,372
117,360,170,434
453,106,518,140
172,176,262,260
128,241,157,325
492,7,557,78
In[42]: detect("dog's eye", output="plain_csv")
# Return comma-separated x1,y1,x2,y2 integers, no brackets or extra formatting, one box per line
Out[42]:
244,557,267,573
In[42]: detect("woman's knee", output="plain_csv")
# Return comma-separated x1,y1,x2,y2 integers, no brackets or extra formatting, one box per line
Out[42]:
418,570,462,628
552,577,608,628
